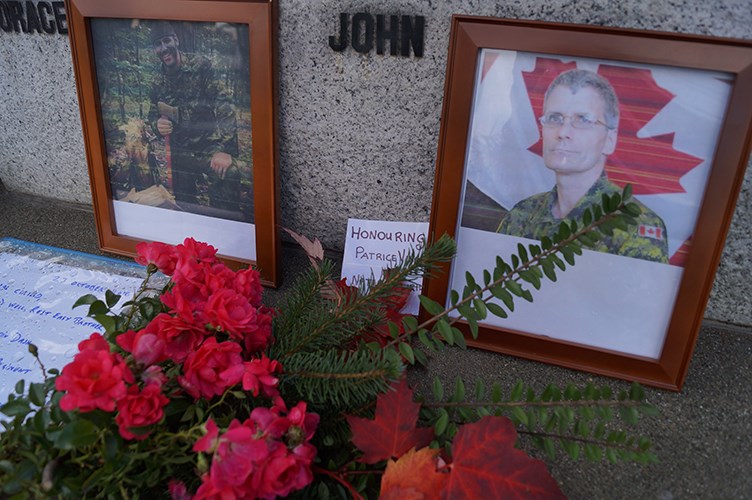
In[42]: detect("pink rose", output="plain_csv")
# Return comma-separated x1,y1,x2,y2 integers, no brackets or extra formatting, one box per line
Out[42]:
255,444,317,499
142,365,167,388
194,474,242,500
249,406,288,440
115,328,166,366
55,333,133,412
211,420,270,489
168,479,191,500
115,384,169,440
192,406,319,499
178,338,244,399
203,289,259,339
193,419,220,453
242,356,282,398
286,402,320,445
135,241,178,275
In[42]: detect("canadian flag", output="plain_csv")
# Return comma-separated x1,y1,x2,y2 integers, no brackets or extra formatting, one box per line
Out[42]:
639,225,663,240
466,51,732,267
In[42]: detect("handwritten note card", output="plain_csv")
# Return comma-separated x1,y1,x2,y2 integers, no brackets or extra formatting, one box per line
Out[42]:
341,219,429,315
0,239,147,406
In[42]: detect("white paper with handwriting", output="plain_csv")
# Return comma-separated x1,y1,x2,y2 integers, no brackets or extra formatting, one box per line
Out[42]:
0,240,146,408
341,219,429,315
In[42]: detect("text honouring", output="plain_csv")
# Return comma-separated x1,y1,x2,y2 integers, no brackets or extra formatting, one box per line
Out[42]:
329,13,424,57
0,1,67,35
341,219,429,315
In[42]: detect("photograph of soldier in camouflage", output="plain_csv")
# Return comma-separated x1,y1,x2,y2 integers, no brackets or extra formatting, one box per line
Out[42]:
458,51,730,269
495,69,669,264
451,49,731,358
91,19,253,223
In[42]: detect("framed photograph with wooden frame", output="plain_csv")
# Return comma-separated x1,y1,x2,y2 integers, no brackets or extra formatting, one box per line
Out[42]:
423,16,752,390
64,0,280,286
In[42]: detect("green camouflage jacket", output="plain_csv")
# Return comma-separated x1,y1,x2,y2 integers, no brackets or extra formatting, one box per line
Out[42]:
148,52,238,160
497,174,669,263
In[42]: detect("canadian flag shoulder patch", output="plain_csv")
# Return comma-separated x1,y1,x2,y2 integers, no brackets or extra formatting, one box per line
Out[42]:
638,224,664,240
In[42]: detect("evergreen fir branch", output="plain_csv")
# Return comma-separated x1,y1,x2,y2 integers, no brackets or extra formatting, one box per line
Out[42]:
273,296,387,357
274,236,456,359
279,349,403,411
270,260,334,356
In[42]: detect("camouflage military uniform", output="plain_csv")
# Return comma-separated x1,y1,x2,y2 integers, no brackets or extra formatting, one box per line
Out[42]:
149,52,240,211
497,174,669,263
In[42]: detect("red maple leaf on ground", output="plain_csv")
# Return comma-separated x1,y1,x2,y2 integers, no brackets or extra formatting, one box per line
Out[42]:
346,378,434,463
523,57,702,196
442,416,565,499
380,447,448,499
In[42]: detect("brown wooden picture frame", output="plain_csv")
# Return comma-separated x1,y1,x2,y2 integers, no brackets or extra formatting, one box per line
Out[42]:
423,16,752,390
64,0,280,286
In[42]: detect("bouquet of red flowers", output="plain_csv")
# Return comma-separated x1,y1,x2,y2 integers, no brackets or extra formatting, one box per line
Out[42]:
1,194,659,499
49,238,319,498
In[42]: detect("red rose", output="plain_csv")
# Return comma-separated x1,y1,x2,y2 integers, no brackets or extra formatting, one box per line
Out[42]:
135,241,178,275
78,332,111,351
178,238,218,264
233,268,263,307
204,263,236,296
151,313,207,363
203,289,259,339
55,333,133,412
244,307,274,354
178,338,245,399
161,281,205,322
172,239,218,285
115,384,169,440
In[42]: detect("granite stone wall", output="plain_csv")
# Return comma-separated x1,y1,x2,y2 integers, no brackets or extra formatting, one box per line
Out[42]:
0,0,750,324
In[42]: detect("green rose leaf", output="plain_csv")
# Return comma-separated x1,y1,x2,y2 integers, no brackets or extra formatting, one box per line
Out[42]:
52,419,99,450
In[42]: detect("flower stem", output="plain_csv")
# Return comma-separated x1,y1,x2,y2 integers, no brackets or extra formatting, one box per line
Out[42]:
313,466,365,500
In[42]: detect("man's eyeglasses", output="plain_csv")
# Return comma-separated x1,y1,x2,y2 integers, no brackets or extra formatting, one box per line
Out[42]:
539,112,611,130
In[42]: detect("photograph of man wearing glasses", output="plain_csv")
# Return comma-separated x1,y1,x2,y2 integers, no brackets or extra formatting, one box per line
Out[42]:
497,69,669,264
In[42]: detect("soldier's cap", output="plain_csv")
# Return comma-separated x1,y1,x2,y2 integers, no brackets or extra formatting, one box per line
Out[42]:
150,21,177,43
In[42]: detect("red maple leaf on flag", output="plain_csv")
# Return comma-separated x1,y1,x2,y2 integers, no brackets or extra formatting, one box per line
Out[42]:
442,416,565,499
346,378,434,463
523,57,703,196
